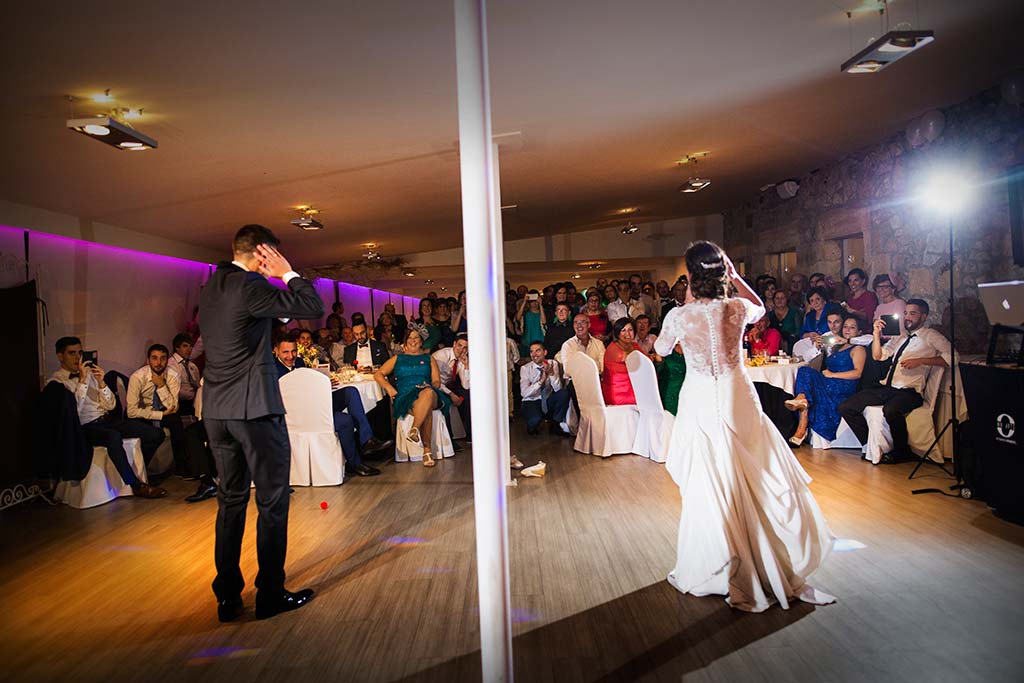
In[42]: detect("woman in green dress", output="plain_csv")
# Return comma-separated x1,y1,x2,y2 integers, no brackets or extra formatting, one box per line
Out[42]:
515,289,546,357
374,330,451,467
767,290,802,352
409,298,442,352
655,342,687,415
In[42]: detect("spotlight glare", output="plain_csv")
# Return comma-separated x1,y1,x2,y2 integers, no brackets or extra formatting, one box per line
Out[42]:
920,170,974,214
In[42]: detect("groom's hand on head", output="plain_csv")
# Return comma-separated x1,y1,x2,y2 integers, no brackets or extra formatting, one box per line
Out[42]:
256,244,293,279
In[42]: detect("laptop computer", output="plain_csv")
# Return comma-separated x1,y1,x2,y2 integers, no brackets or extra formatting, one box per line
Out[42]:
978,281,1024,327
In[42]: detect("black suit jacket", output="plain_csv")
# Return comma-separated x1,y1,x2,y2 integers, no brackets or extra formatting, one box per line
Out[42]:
200,262,324,420
342,340,390,368
274,356,307,380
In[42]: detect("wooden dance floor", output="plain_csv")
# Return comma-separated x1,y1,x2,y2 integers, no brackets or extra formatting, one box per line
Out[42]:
3,430,1023,682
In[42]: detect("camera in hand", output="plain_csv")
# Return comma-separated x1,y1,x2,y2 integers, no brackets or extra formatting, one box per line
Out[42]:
880,314,901,336
81,350,98,367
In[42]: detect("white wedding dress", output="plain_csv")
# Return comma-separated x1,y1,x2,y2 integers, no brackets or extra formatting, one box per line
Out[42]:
655,298,835,612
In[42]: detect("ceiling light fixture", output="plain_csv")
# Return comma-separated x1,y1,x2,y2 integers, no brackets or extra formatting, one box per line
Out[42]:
621,222,639,234
91,89,114,104
404,270,416,277
679,177,711,193
841,30,934,74
290,205,324,231
617,207,638,215
424,279,435,285
676,151,709,165
570,273,582,279
67,116,157,150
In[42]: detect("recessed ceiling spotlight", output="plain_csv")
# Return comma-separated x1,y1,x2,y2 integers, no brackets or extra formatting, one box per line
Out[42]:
67,116,157,150
424,279,435,285
361,242,377,249
404,270,416,277
570,273,582,279
621,222,639,234
439,286,448,291
617,207,638,215
679,177,711,193
841,30,934,74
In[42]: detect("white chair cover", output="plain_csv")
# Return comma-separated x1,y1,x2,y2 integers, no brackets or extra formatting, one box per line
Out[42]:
862,364,947,464
792,337,820,362
810,418,863,450
280,368,345,486
395,410,455,462
55,438,148,509
566,353,639,457
626,351,673,463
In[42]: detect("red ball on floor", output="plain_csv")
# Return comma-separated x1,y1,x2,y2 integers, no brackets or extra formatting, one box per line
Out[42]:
320,501,328,510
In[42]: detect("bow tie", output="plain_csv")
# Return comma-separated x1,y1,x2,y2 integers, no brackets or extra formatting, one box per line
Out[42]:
69,372,81,379
358,342,369,348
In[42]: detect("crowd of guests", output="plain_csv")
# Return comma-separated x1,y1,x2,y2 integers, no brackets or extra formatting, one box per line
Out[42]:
39,262,952,505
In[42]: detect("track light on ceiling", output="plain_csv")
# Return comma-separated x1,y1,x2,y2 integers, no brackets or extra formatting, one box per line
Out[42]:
67,115,157,151
290,205,324,231
404,270,416,277
679,178,711,193
842,30,934,74
621,223,639,234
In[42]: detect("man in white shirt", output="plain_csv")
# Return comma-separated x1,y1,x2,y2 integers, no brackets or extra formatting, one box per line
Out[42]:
520,341,571,436
560,314,606,378
330,326,356,368
48,336,166,498
433,334,472,443
127,343,186,474
169,333,201,416
607,281,645,323
839,299,953,461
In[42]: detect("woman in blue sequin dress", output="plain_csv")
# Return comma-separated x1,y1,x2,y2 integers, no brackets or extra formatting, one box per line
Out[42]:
786,314,866,446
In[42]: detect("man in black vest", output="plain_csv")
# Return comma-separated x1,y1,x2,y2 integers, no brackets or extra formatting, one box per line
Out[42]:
341,322,390,368
200,224,324,622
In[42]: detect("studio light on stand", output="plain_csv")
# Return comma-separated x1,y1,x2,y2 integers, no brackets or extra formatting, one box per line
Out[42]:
909,169,974,497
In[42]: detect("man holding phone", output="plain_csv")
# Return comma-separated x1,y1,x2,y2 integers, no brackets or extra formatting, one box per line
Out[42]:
48,337,167,498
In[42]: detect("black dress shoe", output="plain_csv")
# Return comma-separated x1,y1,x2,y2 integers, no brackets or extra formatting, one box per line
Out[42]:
362,437,395,456
255,588,314,620
345,462,381,477
217,596,244,622
526,426,539,436
185,479,218,503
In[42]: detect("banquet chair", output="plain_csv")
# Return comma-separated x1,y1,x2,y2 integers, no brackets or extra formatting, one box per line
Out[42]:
395,410,455,462
809,418,863,450
279,368,345,486
54,438,149,509
449,404,467,440
567,353,639,457
625,351,673,463
861,364,948,464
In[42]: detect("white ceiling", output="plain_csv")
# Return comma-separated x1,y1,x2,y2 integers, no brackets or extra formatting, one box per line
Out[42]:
1,0,1022,270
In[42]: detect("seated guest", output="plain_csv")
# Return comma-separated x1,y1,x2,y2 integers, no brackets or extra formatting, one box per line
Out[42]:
601,317,638,406
520,341,571,436
602,283,618,307
760,277,778,305
656,342,687,416
607,282,644,323
581,291,610,343
843,267,878,322
451,290,468,334
317,327,337,347
432,299,456,349
559,313,606,379
661,277,688,322
329,326,356,368
296,328,334,368
838,300,953,462
433,334,471,443
374,330,451,468
786,314,866,446
274,338,391,476
410,298,442,353
872,273,907,321
379,325,403,357
544,303,575,359
768,290,802,351
383,302,408,340
745,314,782,357
343,322,390,369
127,343,186,476
515,290,546,357
635,314,658,355
49,337,166,498
801,286,840,340
788,272,808,309
170,332,201,416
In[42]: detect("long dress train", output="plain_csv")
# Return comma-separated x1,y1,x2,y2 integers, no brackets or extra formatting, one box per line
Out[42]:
655,298,835,612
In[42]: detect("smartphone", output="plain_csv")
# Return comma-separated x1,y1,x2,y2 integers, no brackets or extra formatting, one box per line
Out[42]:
527,293,539,301
881,314,901,336
81,350,98,366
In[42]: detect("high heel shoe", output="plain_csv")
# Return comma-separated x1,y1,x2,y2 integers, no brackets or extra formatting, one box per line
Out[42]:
788,433,806,447
422,449,435,467
784,398,809,411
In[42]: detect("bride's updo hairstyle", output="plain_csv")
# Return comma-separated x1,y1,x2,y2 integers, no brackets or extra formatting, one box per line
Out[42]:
685,240,730,300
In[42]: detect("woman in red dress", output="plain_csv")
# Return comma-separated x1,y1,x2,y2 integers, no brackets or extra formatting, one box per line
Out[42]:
583,290,610,343
601,316,638,405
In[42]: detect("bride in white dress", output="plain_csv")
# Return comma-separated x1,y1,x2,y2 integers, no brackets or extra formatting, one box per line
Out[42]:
654,241,835,612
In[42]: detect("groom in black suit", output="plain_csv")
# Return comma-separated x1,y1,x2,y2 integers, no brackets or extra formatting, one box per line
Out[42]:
200,224,325,622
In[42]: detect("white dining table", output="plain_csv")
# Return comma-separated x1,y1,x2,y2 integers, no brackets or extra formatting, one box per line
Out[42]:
744,360,806,395
333,374,384,413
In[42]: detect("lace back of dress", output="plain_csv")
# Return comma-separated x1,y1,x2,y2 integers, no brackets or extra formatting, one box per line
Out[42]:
680,300,748,378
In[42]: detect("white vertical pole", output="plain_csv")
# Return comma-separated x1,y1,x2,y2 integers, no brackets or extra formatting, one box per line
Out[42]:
490,143,514,482
454,0,514,681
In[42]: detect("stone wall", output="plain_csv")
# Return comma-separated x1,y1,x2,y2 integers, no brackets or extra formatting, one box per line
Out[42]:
722,86,1024,352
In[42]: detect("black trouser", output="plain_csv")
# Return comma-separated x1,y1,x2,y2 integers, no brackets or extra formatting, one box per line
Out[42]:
81,414,164,486
838,386,924,453
157,413,189,475
450,384,471,439
205,415,291,600
184,420,217,479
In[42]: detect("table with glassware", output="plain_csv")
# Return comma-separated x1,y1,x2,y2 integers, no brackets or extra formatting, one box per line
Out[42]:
743,357,806,395
331,367,384,412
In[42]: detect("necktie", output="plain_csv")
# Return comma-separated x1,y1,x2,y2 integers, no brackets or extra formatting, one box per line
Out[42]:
885,334,916,387
152,381,166,411
450,357,459,389
181,358,197,390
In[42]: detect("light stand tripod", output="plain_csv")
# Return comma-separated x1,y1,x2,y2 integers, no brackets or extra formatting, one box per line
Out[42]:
909,214,969,498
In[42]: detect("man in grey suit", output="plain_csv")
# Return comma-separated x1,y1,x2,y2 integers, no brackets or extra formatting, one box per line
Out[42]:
200,224,324,622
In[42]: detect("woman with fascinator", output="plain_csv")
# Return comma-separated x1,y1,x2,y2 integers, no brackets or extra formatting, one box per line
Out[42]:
654,240,836,613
